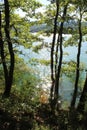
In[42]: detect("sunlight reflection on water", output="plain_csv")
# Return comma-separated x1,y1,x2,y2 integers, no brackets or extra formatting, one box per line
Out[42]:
18,34,87,103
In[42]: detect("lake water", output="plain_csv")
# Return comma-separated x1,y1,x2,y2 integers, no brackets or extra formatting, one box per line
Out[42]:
19,34,87,103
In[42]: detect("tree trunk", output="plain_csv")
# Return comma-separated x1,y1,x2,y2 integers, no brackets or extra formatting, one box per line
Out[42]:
77,74,87,113
50,1,59,106
54,5,67,108
3,0,15,97
70,8,82,108
0,11,9,95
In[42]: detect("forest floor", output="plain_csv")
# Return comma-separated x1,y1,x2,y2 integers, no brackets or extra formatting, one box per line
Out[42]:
0,105,69,130
0,93,87,130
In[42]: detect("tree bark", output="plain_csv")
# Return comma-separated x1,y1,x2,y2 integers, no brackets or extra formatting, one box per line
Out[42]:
70,8,82,108
50,1,59,105
54,5,67,108
77,74,87,113
3,0,15,97
0,11,9,94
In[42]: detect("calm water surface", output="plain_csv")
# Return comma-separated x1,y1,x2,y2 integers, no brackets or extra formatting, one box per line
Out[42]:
19,34,87,103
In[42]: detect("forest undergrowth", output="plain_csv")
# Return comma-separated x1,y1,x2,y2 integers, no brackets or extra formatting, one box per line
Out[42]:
0,90,87,130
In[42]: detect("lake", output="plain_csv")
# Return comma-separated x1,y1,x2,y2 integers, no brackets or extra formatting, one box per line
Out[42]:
18,34,87,104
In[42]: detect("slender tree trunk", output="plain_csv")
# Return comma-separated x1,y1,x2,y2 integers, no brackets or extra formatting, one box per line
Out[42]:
77,73,87,113
55,34,60,75
50,1,59,105
53,5,67,108
0,11,9,93
3,0,15,97
70,8,82,108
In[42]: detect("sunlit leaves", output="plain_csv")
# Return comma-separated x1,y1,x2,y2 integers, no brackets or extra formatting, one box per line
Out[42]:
62,60,85,78
32,44,43,53
64,34,79,47
29,58,50,66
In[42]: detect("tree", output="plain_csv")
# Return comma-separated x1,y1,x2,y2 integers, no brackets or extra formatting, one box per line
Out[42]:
70,0,87,108
0,0,15,97
0,0,42,97
70,6,82,108
0,4,8,94
50,0,59,108
0,0,14,97
54,3,68,109
49,0,68,110
77,72,87,113
47,0,87,111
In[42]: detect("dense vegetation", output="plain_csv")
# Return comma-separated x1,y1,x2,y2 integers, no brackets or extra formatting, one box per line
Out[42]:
0,0,87,129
